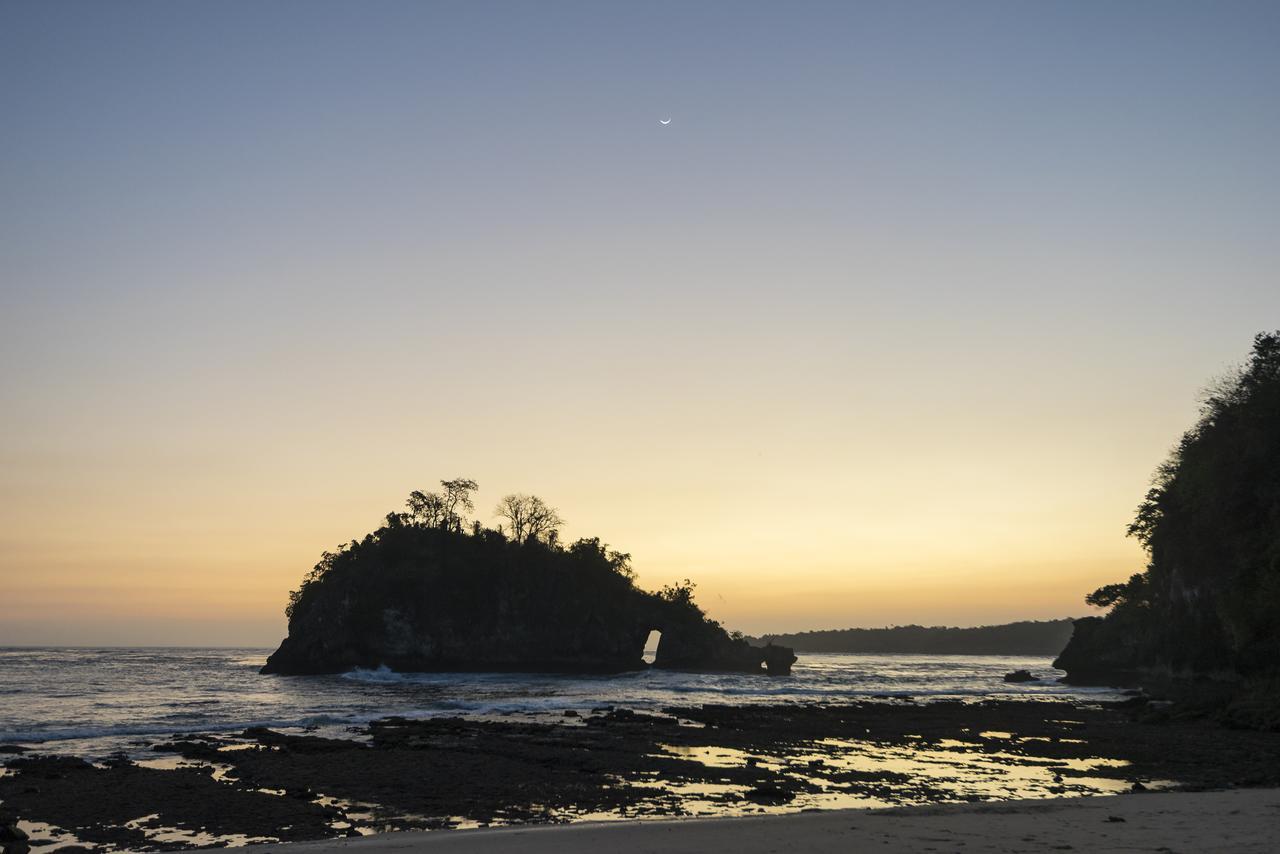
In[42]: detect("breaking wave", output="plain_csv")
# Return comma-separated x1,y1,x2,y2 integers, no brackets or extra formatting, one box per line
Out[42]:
0,647,1124,757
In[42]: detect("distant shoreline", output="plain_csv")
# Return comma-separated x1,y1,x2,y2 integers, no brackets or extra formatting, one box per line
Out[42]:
246,788,1280,853
752,618,1078,656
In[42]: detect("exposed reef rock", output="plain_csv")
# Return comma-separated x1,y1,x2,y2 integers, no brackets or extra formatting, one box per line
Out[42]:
763,644,797,675
262,523,793,677
1003,669,1036,683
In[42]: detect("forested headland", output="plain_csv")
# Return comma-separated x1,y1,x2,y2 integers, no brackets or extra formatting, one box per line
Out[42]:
1055,331,1280,728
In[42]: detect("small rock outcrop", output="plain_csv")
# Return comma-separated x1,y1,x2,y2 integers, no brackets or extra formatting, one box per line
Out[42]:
1002,669,1036,683
1052,616,1146,686
261,522,794,677
763,644,798,676
0,819,29,843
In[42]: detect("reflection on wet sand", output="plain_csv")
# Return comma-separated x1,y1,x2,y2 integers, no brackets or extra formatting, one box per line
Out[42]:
10,732,1155,850
645,739,1175,816
4,699,1271,851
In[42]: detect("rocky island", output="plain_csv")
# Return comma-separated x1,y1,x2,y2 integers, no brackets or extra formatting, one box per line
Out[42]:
262,482,795,677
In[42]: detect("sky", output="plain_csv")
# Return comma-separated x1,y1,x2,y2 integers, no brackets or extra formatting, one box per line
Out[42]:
2,1,1279,646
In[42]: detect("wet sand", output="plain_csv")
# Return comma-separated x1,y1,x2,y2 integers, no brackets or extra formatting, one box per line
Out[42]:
247,787,1280,853
4,699,1280,850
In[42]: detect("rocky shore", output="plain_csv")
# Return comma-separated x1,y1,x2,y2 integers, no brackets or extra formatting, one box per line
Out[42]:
4,698,1280,851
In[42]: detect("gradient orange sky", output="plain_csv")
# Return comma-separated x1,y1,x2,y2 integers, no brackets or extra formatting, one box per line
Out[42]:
3,2,1279,645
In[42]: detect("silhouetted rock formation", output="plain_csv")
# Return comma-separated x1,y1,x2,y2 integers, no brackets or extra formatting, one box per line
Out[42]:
1055,333,1280,727
1003,670,1036,683
0,818,29,846
762,644,797,675
1053,616,1147,686
262,512,792,677
754,620,1077,655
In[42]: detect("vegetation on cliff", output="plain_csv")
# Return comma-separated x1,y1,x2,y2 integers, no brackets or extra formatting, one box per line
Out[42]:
1055,332,1280,723
755,619,1077,656
284,481,631,625
265,481,793,675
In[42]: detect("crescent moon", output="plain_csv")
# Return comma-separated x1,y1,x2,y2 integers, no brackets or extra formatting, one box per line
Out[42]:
659,118,671,125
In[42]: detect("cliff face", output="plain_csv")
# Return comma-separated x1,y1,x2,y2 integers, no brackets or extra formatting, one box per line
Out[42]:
1054,333,1280,723
1052,617,1148,685
261,525,792,676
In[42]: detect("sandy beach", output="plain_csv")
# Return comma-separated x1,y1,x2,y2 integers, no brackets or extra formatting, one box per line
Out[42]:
249,787,1280,853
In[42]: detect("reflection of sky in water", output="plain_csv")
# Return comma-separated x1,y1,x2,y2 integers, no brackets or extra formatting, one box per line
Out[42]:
640,739,1174,816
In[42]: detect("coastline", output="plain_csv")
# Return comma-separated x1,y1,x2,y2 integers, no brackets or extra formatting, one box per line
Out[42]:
247,788,1280,853
6,695,1280,851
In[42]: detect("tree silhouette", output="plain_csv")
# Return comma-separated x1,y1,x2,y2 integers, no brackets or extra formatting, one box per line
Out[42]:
440,478,479,532
494,493,565,543
407,478,479,531
657,579,697,608
1080,330,1280,677
567,537,634,579
406,490,447,528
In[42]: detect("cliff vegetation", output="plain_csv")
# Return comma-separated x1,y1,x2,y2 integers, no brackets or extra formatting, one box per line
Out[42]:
1055,332,1280,726
263,481,794,676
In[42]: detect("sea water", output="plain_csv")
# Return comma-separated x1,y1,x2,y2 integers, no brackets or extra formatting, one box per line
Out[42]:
0,647,1123,757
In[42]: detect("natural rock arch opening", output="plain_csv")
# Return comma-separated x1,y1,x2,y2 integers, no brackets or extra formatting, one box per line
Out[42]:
641,629,662,665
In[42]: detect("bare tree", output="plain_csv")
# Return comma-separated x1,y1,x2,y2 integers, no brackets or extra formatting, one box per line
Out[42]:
494,493,564,544
494,493,528,540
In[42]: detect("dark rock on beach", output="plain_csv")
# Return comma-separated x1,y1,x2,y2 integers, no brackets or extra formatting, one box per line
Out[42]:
6,699,1280,848
0,824,29,854
745,783,794,802
150,738,225,761
0,820,29,843
1003,669,1036,683
1,834,30,854
240,727,357,753
0,754,334,849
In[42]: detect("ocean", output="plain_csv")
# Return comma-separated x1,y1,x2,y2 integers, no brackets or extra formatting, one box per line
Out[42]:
0,647,1124,758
